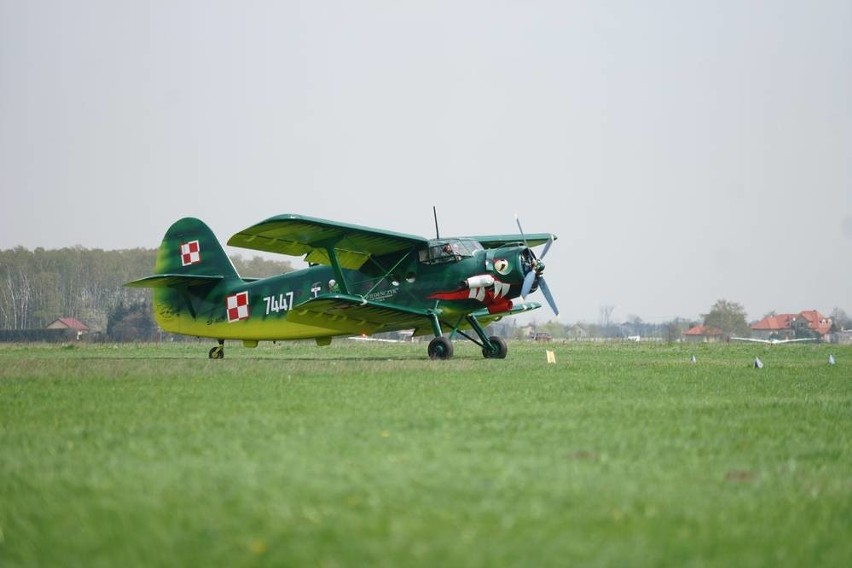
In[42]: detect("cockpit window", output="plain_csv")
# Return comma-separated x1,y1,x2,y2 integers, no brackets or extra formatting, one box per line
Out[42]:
419,239,483,264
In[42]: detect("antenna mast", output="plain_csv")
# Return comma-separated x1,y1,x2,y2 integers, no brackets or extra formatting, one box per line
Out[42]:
433,206,440,239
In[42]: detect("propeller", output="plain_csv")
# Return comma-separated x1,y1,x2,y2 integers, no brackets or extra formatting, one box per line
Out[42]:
515,215,559,316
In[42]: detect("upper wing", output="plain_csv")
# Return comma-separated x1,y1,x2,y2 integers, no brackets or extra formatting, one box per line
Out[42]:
731,337,768,343
463,233,557,249
227,214,428,270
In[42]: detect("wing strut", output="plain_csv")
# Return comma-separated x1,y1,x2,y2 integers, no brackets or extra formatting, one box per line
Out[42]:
320,240,350,295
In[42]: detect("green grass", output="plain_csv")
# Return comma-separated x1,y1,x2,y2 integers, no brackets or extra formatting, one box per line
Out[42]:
1,340,849,567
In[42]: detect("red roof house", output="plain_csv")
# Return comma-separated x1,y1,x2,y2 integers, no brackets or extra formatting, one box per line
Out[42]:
796,310,832,336
684,324,723,343
46,318,90,333
751,314,797,340
750,310,832,340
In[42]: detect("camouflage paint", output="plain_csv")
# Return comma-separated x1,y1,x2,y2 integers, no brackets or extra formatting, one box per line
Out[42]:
128,216,554,345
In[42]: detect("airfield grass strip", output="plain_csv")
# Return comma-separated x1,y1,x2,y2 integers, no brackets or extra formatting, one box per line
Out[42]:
1,341,849,567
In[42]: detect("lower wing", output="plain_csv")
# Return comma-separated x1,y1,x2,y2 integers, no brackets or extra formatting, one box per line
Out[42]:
285,295,541,336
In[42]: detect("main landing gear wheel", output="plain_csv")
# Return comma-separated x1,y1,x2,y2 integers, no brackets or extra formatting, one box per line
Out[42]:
482,336,508,359
208,344,224,359
428,336,454,360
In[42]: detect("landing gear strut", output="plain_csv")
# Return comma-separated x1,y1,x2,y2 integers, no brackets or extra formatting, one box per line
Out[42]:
470,315,509,359
426,313,509,360
482,335,508,359
208,340,225,359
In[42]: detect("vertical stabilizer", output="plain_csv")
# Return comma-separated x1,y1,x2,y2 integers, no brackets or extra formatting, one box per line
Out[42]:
125,218,239,334
150,217,239,280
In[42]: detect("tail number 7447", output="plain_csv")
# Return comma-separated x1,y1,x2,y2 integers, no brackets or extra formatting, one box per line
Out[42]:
263,292,295,315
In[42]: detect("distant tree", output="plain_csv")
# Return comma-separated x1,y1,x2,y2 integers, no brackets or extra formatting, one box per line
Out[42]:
0,246,164,331
584,323,601,338
598,305,618,337
230,255,293,278
537,320,567,339
830,307,851,331
624,314,643,337
702,299,750,337
599,305,615,328
663,322,680,343
107,301,156,341
661,317,695,343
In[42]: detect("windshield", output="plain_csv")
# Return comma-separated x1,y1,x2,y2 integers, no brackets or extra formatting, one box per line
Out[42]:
419,239,483,264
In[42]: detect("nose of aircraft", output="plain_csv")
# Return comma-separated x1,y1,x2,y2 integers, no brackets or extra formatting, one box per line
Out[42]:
515,216,559,316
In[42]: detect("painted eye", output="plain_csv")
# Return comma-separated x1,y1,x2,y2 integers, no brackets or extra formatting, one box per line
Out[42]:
494,259,511,275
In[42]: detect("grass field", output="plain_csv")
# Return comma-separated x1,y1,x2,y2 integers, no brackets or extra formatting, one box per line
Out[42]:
1,340,849,567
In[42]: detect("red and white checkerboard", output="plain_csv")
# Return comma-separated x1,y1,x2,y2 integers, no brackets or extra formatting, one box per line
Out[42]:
180,241,201,266
226,291,250,322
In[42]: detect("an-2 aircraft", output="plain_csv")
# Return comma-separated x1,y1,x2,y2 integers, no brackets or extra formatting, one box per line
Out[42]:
126,214,558,360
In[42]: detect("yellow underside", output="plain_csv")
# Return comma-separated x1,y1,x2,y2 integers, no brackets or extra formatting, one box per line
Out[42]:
155,310,343,341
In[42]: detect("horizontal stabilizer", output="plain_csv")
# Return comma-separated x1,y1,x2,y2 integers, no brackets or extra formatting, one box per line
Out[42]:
125,274,225,289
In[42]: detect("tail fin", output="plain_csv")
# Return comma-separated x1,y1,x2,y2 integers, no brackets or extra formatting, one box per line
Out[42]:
126,218,239,335
126,217,239,288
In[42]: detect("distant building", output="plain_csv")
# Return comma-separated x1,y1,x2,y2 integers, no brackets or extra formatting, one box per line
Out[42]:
46,317,90,339
796,310,832,337
683,324,723,343
751,313,797,340
750,310,832,340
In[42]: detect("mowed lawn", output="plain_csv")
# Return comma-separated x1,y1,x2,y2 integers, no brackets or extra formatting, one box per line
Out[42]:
1,340,849,567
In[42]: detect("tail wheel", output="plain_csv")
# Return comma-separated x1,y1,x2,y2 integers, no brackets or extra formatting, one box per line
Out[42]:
482,336,508,359
428,336,454,360
208,346,224,359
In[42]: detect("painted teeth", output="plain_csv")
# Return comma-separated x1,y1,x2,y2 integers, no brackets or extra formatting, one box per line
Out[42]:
468,281,510,301
495,281,510,298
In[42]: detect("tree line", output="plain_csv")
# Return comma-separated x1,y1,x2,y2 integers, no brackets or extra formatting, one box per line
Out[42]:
3,247,847,342
0,247,293,335
521,299,850,341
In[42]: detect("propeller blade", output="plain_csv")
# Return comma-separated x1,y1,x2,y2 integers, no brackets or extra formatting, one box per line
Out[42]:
520,270,536,299
516,215,558,314
538,277,559,316
515,215,529,249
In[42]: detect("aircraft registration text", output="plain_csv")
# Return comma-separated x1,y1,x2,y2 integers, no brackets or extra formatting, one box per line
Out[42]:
263,292,295,315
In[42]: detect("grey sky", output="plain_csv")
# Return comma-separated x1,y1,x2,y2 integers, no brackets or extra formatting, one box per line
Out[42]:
2,1,850,323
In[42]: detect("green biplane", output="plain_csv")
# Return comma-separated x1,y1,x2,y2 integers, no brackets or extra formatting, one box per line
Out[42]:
126,214,558,360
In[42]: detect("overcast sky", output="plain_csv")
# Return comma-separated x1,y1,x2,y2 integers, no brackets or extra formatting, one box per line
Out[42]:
2,1,850,323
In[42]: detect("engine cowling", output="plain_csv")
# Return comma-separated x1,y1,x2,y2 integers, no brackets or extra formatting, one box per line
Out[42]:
461,274,495,289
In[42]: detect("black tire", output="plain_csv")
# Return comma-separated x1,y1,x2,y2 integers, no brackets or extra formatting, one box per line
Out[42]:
482,336,508,359
208,346,224,359
428,336,454,360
